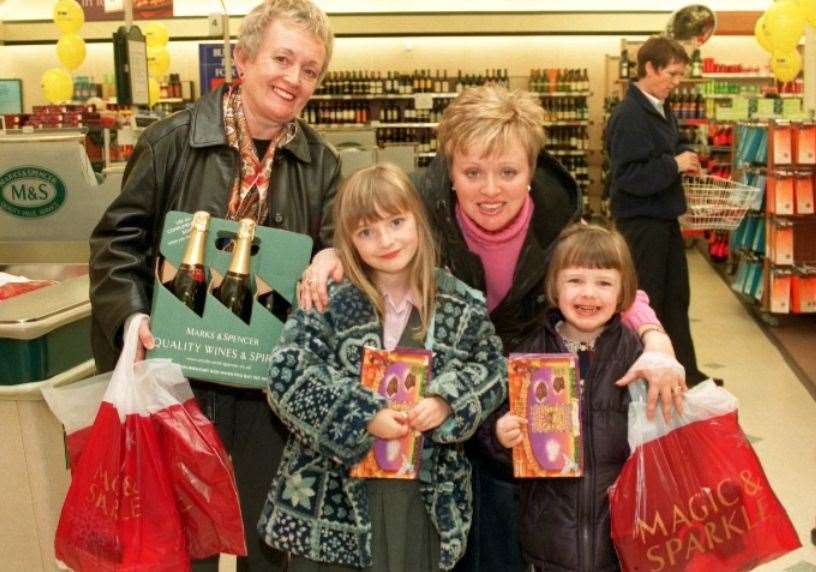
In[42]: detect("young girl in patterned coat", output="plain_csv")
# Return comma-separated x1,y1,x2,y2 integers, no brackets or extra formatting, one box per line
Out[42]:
259,162,506,571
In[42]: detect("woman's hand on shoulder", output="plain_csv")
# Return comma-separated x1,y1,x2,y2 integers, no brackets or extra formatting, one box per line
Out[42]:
408,397,452,432
616,350,686,422
495,413,527,449
298,248,345,312
367,409,409,439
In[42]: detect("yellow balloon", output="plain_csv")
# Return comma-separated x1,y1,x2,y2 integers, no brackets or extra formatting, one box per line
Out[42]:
754,15,773,53
800,0,816,27
143,22,170,48
771,49,802,82
56,33,86,71
41,67,74,104
148,77,161,106
53,0,84,35
764,0,806,52
147,45,171,77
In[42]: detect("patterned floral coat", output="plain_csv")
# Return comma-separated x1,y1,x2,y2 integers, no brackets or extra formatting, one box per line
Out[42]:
258,269,506,570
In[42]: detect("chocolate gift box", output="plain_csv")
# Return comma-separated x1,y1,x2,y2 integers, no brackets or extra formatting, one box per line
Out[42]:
508,353,583,478
350,346,432,480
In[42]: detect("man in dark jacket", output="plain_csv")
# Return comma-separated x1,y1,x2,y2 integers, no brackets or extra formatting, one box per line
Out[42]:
606,35,709,385
88,3,340,569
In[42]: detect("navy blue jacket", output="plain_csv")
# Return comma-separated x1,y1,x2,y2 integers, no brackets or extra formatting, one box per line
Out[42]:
606,82,687,221
516,310,642,572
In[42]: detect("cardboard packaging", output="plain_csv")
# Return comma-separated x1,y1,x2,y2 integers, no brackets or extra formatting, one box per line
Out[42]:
147,211,312,388
794,174,814,215
794,123,815,165
350,346,432,480
770,122,792,167
767,174,794,215
768,271,792,314
507,353,583,478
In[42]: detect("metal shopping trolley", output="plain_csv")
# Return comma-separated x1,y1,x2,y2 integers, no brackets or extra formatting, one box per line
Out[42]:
679,174,762,231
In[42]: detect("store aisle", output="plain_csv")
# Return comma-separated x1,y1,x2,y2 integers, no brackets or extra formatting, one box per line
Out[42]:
687,248,816,571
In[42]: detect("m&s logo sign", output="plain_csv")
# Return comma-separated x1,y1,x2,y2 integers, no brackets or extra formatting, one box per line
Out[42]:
0,166,67,218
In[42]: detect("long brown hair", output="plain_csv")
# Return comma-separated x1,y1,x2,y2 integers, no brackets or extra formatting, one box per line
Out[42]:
333,163,438,337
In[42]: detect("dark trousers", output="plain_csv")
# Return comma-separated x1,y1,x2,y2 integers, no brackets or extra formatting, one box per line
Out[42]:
454,456,524,572
190,382,288,572
616,217,705,384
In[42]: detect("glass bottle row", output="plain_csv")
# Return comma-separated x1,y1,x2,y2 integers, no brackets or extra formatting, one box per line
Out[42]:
315,68,510,96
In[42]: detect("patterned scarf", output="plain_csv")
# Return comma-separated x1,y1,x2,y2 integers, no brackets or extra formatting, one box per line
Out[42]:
223,83,296,224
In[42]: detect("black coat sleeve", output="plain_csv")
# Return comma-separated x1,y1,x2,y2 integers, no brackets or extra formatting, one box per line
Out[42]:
89,136,162,370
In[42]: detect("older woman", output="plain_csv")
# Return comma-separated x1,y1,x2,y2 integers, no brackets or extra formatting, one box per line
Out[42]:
302,85,685,571
88,1,338,569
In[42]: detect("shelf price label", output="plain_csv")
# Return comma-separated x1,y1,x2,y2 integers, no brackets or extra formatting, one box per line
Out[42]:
413,93,433,110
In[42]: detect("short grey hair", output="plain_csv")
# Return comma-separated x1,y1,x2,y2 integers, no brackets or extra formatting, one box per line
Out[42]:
238,0,334,78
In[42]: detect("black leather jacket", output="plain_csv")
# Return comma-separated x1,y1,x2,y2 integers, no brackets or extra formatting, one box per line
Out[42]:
517,310,642,572
89,84,341,371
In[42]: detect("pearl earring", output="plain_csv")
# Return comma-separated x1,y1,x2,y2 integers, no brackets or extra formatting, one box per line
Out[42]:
527,184,532,192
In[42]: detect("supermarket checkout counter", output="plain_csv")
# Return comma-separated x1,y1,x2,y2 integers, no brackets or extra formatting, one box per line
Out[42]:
0,263,95,570
0,129,123,263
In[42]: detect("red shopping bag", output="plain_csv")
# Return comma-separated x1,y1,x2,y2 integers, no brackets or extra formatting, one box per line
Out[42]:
609,381,800,572
152,395,246,558
54,318,245,570
42,372,110,472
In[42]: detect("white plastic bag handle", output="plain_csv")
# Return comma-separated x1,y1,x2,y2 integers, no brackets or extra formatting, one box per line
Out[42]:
627,379,739,451
113,315,146,379
103,316,193,420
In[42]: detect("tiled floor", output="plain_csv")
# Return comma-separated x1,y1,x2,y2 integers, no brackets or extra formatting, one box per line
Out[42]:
220,248,816,572
687,249,816,571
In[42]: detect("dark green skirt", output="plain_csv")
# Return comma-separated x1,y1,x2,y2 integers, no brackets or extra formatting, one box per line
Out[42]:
289,480,441,571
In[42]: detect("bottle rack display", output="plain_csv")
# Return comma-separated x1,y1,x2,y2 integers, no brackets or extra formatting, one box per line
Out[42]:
305,68,593,177
731,121,816,316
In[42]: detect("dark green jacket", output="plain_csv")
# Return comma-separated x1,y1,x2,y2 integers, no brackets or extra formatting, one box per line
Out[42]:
88,83,341,371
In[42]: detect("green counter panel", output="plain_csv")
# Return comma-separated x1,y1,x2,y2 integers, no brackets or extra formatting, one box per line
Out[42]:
0,317,92,385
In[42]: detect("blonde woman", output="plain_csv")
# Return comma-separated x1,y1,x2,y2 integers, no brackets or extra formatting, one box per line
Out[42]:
261,163,505,571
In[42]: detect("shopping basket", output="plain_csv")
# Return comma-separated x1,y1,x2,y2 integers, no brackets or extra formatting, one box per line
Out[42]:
680,174,761,231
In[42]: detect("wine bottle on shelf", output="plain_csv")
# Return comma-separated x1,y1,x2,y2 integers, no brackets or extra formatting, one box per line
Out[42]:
170,210,210,316
691,49,702,79
619,48,630,80
214,218,256,324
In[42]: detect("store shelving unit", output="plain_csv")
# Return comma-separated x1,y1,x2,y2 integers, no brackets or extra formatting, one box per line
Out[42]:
731,120,816,321
306,68,594,177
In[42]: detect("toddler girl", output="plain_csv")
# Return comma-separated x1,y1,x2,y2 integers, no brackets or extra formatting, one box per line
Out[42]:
496,223,643,571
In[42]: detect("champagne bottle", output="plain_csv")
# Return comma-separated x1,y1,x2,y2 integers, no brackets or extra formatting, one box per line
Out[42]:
170,211,210,316
215,218,256,324
259,289,293,322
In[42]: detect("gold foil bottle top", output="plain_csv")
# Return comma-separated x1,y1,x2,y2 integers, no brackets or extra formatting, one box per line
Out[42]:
190,211,211,232
180,211,210,266
227,218,256,275
236,218,256,241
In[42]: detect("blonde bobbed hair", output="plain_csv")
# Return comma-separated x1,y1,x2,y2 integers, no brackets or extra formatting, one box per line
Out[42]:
333,163,438,338
437,85,546,170
238,0,334,79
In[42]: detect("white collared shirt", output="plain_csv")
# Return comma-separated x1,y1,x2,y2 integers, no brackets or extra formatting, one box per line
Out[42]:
382,291,416,350
636,84,666,118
